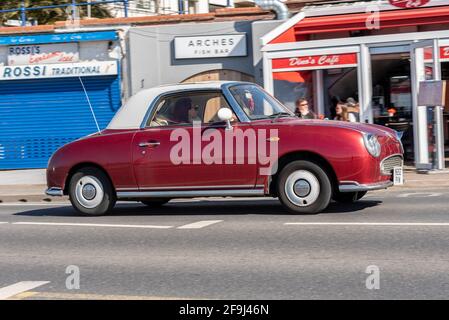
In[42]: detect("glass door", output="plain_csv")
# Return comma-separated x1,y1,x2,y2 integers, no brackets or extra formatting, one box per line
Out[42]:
369,46,413,160
410,40,443,169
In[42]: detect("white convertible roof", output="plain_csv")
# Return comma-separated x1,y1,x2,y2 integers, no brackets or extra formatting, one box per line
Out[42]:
107,81,235,130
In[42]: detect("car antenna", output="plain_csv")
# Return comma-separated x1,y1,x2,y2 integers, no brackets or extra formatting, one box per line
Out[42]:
78,76,101,134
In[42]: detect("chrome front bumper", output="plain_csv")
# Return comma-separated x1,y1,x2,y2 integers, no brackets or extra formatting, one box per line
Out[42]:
338,180,393,193
45,187,63,196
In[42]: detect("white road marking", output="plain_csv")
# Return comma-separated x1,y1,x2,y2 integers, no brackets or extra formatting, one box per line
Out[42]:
0,281,50,300
177,220,223,229
397,192,443,198
0,222,9,224
0,202,69,206
284,222,449,227
0,197,275,206
12,222,173,229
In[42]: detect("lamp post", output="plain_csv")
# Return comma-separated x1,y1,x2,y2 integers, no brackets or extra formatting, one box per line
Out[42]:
71,0,76,21
87,0,91,18
124,0,129,17
20,0,26,26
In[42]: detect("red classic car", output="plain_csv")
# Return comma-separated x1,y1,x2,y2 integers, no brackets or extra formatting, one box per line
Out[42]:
46,81,403,215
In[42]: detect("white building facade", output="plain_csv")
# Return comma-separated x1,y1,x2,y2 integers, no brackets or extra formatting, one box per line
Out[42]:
107,0,241,17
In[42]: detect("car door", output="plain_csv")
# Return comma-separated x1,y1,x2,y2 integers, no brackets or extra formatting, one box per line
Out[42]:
132,90,258,190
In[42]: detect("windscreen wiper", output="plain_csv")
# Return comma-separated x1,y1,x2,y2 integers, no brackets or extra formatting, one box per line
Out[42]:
268,112,294,121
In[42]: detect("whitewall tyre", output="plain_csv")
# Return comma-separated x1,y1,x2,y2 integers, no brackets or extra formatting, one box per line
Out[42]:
69,167,116,216
277,160,332,214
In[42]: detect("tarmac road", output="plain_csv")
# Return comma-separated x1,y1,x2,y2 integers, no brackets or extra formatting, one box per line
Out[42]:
0,188,449,300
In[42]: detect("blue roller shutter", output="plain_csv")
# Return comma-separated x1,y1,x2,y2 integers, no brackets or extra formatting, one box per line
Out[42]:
0,75,121,169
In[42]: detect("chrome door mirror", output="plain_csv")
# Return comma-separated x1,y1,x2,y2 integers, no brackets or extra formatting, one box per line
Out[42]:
217,107,233,130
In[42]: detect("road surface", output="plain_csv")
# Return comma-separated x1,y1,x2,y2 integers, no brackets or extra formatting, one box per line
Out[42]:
0,188,449,299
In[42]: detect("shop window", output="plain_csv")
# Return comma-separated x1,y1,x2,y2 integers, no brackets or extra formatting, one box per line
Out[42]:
323,68,359,120
273,68,359,121
273,71,313,112
371,53,412,123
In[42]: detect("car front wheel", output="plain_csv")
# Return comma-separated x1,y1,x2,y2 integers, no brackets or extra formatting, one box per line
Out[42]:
68,167,116,216
277,160,332,214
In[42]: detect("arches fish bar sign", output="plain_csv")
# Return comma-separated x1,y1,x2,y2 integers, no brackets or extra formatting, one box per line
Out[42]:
0,61,117,80
271,53,358,71
174,34,247,59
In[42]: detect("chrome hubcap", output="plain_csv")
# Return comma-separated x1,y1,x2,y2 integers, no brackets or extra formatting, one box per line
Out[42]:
293,179,311,198
75,176,104,209
285,170,320,207
82,183,97,200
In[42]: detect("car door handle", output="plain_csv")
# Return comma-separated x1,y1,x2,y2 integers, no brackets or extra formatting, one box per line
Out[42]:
139,141,160,148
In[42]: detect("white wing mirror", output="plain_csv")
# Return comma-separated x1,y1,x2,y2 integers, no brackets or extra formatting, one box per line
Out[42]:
217,108,233,130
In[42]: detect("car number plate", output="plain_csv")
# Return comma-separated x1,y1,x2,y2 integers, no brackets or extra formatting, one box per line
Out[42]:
393,166,404,185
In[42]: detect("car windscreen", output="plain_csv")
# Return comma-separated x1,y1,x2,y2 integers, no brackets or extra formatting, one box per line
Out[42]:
228,84,294,120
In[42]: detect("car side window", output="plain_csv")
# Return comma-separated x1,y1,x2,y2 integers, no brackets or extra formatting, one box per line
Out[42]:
148,95,200,127
202,95,236,124
148,91,235,127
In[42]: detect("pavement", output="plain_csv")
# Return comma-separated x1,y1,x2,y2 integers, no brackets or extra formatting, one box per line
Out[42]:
0,169,67,203
0,166,448,203
1,188,449,299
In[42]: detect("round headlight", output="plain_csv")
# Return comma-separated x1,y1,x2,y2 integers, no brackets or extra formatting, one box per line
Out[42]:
363,133,381,157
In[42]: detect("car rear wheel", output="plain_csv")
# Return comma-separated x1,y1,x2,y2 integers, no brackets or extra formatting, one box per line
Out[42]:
332,191,368,203
141,199,170,207
69,167,116,216
277,160,332,214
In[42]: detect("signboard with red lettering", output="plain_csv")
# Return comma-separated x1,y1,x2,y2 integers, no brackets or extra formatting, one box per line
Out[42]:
441,46,449,61
8,43,79,65
388,0,430,8
272,53,358,71
424,46,449,62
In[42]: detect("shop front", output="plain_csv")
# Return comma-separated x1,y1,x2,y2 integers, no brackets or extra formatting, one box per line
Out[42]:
259,0,449,168
126,19,259,96
269,50,360,119
0,31,122,169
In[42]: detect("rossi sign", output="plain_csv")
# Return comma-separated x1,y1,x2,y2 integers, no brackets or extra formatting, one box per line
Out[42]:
8,43,79,65
0,61,117,80
272,53,358,70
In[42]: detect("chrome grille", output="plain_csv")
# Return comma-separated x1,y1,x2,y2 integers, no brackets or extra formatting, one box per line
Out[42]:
381,155,403,176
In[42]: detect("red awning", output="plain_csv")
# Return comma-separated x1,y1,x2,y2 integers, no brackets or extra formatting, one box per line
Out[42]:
269,6,449,44
272,71,311,83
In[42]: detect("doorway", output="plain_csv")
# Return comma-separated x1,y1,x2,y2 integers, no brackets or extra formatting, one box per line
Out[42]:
370,51,414,160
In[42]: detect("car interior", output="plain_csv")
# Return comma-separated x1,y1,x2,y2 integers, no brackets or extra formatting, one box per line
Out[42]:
148,91,236,127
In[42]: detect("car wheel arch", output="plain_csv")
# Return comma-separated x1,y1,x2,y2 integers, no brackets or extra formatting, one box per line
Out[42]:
64,162,115,196
268,151,338,197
